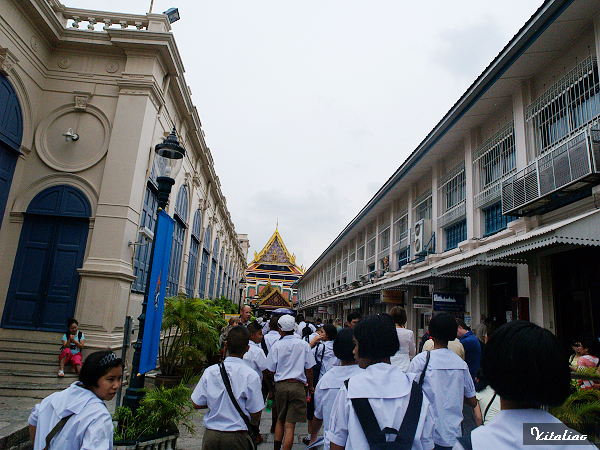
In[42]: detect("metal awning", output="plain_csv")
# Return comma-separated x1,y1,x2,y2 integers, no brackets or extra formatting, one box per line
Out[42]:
436,256,520,276
488,209,600,261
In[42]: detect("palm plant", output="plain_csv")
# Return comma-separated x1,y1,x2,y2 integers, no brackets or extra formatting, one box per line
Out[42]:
159,294,226,376
550,381,600,438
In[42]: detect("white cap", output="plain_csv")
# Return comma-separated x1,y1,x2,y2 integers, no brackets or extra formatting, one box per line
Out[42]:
278,314,297,332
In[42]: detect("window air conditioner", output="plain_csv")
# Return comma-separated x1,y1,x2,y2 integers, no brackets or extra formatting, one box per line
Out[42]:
413,219,432,255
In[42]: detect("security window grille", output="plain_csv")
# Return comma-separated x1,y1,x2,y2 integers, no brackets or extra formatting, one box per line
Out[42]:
367,224,376,259
349,250,356,264
357,245,365,261
186,237,199,297
473,123,516,208
438,163,466,227
342,256,348,274
379,226,390,252
526,56,600,156
445,219,466,251
484,202,517,236
393,212,408,243
413,189,432,221
397,248,409,269
167,218,185,296
199,250,209,298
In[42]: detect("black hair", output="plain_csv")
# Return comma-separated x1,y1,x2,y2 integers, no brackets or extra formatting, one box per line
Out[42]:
79,350,122,389
456,318,470,331
296,314,305,324
247,321,262,335
322,324,338,341
333,329,355,362
389,306,407,327
429,312,458,342
482,320,570,407
580,337,599,357
227,325,250,355
269,316,279,331
346,312,361,323
66,318,79,335
302,325,312,339
475,367,488,392
353,314,399,360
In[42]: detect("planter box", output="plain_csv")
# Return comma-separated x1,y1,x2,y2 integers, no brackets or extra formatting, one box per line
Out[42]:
114,431,179,450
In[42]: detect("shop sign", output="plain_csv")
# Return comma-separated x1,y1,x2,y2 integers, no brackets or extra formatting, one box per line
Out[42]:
380,290,405,304
433,292,465,313
327,306,335,315
412,296,432,309
351,298,361,309
318,307,327,314
343,300,351,310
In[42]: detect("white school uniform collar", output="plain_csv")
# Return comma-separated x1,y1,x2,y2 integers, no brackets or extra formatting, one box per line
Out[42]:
318,364,362,390
346,362,414,399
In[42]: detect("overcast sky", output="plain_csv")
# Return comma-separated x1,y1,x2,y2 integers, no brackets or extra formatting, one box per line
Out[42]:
74,0,542,269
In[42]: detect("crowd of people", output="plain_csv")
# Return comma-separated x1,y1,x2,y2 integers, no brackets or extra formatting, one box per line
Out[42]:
27,308,597,450
194,306,596,450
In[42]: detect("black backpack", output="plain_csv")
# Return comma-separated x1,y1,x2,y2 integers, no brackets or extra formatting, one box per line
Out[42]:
312,343,326,386
346,351,430,449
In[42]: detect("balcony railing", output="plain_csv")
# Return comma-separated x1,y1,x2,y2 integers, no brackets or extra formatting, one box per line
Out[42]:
438,200,466,228
501,128,600,216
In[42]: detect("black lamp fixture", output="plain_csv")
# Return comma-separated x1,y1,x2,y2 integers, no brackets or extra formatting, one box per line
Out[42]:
163,7,180,24
122,127,185,412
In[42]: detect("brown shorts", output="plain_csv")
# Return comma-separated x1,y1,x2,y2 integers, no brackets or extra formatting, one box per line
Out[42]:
274,380,307,424
201,428,253,450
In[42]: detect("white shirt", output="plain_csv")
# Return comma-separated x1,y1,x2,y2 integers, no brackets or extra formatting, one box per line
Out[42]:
263,330,281,352
408,349,476,447
314,364,363,450
191,357,264,431
265,334,316,383
243,342,268,381
28,382,113,450
327,363,434,450
296,321,316,338
476,385,500,425
452,409,596,450
262,321,270,336
390,327,416,372
313,340,338,380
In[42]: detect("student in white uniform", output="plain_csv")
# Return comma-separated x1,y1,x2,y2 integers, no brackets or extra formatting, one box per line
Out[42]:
265,314,316,450
312,328,362,449
453,321,595,450
28,350,122,450
389,306,416,372
243,321,268,381
328,314,434,450
191,326,264,450
264,316,282,352
305,323,339,445
408,312,477,450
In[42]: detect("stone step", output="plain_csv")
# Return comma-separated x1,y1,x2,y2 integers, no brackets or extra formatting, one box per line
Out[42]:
0,358,76,373
0,347,60,364
0,379,65,398
0,369,78,387
0,336,63,353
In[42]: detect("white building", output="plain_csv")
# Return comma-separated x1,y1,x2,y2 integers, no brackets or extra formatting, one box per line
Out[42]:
298,0,600,346
0,0,247,395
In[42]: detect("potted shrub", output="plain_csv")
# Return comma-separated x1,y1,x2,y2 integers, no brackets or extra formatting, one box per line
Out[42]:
158,295,225,385
550,377,600,442
113,383,195,449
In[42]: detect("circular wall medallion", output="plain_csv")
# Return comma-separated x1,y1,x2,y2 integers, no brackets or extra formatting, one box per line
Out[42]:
30,36,39,52
58,57,72,69
105,60,119,73
35,104,111,173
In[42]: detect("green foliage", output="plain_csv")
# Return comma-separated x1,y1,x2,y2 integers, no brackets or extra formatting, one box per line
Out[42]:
159,294,226,376
206,295,239,314
113,384,195,441
550,384,600,436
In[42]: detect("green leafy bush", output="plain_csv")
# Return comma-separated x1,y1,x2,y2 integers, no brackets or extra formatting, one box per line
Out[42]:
113,384,195,441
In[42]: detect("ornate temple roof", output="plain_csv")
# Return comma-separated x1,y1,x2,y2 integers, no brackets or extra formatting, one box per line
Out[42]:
248,228,305,274
253,281,293,310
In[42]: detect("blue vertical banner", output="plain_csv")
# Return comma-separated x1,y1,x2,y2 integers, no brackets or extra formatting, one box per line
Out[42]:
139,210,174,375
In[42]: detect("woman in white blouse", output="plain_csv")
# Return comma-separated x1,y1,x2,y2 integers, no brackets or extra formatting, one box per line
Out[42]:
389,306,416,372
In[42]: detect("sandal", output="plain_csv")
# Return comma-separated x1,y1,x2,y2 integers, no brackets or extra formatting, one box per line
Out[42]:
58,370,64,377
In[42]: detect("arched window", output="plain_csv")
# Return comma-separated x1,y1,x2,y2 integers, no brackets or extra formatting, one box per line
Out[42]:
185,209,202,297
167,185,188,297
209,237,219,299
199,225,211,299
132,182,158,293
0,73,24,230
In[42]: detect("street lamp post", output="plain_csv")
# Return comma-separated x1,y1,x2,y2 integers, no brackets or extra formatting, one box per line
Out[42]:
122,128,185,411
